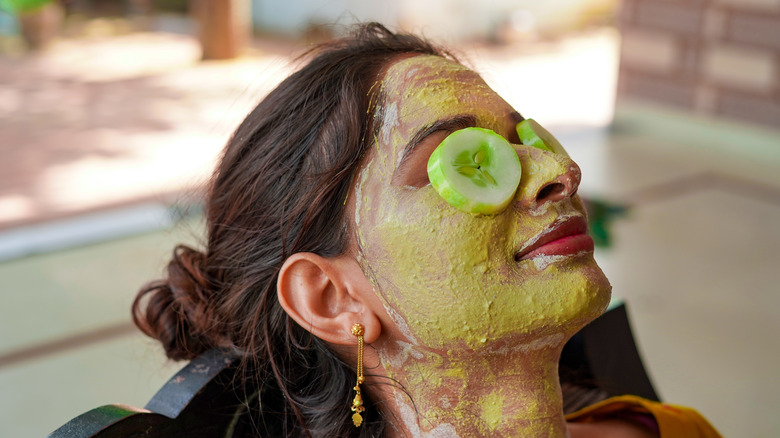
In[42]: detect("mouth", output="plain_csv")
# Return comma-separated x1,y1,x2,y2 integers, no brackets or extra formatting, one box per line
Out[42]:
514,216,594,261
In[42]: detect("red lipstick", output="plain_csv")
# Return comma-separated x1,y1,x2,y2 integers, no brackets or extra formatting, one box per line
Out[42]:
515,216,594,261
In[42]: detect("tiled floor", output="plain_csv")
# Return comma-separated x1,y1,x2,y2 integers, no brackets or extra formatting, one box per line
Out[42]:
0,213,202,436
0,32,293,229
576,110,780,438
1,28,779,437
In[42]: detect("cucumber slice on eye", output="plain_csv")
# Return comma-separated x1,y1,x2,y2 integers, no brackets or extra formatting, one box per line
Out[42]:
516,118,568,156
427,127,522,215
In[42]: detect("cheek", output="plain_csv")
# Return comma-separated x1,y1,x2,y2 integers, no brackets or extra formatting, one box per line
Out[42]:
357,180,494,337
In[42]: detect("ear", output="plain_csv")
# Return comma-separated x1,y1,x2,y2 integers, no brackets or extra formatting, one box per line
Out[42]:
277,252,381,345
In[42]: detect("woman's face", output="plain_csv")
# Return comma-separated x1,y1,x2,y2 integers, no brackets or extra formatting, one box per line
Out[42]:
352,55,610,350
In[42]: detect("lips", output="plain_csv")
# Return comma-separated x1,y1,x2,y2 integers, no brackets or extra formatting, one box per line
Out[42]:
515,216,594,261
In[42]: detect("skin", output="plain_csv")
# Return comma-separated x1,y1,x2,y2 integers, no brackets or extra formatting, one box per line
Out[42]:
348,55,614,437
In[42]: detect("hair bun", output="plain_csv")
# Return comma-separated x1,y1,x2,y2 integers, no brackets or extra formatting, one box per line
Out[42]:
133,245,220,360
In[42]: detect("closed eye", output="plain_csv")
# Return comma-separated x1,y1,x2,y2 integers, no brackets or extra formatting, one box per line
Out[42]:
392,130,452,187
392,115,477,187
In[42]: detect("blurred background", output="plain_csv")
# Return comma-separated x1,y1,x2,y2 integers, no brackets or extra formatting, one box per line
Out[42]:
1,0,778,436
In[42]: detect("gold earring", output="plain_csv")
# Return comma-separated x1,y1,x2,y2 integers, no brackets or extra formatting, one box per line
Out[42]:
350,323,365,427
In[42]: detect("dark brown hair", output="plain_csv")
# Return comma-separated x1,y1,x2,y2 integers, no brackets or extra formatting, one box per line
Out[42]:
133,23,452,437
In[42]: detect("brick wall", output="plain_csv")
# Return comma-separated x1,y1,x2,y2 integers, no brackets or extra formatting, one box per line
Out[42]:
617,0,780,129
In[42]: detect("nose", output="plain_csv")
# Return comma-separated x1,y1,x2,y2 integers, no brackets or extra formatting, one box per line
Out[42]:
512,149,581,211
536,166,581,203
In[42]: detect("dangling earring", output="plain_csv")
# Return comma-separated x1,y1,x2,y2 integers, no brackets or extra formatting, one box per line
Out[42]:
350,323,365,427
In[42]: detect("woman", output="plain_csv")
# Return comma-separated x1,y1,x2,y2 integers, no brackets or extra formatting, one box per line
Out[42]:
133,23,720,437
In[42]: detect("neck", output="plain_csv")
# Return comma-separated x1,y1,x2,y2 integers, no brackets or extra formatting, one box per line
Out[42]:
374,333,570,438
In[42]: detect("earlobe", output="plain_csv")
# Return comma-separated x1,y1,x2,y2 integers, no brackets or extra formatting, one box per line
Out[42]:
277,253,381,345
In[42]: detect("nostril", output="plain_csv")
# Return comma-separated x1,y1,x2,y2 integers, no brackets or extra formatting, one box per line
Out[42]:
536,182,565,203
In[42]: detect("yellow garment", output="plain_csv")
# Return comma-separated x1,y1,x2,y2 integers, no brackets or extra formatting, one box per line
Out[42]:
566,395,722,437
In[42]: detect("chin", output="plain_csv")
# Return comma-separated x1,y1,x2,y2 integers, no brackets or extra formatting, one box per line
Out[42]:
532,255,612,335
562,260,612,334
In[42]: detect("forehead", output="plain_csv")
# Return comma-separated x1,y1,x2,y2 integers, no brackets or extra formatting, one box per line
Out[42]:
379,55,511,137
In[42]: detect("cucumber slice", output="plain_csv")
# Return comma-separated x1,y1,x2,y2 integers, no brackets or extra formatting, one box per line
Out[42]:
516,118,567,156
427,127,522,215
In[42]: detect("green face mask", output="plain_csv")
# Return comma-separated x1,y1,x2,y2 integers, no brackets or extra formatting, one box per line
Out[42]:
353,55,611,350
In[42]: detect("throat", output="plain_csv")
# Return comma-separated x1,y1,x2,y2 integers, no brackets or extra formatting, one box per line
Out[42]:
377,338,569,438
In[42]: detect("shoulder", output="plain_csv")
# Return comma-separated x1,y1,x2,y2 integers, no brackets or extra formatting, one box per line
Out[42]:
566,395,722,438
568,419,658,438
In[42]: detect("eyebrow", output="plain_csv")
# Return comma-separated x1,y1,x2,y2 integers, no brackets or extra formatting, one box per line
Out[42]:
397,114,478,169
